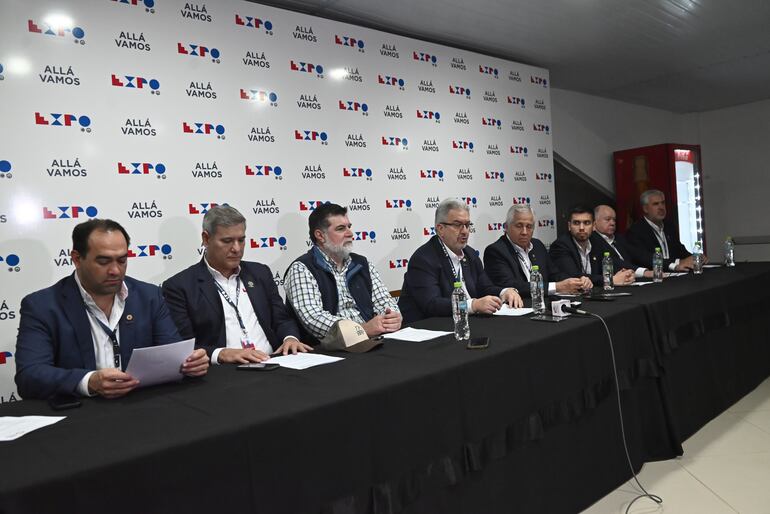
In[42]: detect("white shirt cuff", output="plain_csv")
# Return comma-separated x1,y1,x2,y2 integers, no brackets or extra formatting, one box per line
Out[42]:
668,259,680,271
211,348,223,365
634,267,646,278
468,298,476,315
77,371,97,397
547,282,557,295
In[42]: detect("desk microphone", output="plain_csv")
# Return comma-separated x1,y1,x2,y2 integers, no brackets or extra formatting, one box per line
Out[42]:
560,304,589,316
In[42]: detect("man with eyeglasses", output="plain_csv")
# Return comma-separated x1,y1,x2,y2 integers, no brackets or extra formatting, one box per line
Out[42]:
549,205,635,287
484,204,593,295
398,198,522,323
15,219,209,400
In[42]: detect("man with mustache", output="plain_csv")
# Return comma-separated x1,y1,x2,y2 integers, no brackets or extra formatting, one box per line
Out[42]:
285,203,401,343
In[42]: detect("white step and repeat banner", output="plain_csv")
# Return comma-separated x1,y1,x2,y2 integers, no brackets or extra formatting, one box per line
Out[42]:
0,0,554,401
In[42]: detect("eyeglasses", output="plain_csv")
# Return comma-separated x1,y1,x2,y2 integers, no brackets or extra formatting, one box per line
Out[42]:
440,221,474,230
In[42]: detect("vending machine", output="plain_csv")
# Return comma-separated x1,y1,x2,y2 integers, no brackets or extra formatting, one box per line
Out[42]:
613,144,705,252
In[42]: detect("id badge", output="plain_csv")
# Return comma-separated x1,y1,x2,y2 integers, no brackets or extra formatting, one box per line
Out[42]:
241,339,255,350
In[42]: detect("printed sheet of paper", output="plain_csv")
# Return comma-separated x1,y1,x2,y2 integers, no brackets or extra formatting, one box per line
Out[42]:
381,327,453,342
265,353,344,370
493,306,534,316
0,416,65,441
125,338,194,388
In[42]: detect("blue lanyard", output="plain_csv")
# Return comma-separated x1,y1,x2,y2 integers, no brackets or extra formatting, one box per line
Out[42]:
92,316,121,369
213,277,248,337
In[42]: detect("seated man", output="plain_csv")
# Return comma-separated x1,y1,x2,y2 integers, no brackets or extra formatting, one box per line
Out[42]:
625,189,699,271
284,203,401,343
398,198,522,323
15,219,208,400
592,204,653,279
163,206,311,365
549,205,634,286
484,204,593,295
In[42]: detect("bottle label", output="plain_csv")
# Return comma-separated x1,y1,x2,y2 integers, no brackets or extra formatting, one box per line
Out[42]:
458,300,467,311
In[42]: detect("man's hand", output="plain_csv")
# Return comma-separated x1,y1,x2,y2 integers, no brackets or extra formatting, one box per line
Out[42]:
472,295,503,314
218,348,270,364
556,277,593,294
181,348,209,377
676,256,694,271
643,269,654,279
274,337,313,355
361,309,402,337
88,368,139,399
502,289,524,308
613,269,635,286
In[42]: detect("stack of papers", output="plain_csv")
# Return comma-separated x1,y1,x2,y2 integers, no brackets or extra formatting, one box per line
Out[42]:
382,327,453,342
0,416,65,441
265,353,343,370
493,305,534,316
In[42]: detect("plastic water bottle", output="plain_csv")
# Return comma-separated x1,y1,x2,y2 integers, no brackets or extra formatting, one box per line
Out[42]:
724,236,735,267
602,252,614,291
530,265,546,314
451,281,470,341
693,241,704,275
653,247,664,283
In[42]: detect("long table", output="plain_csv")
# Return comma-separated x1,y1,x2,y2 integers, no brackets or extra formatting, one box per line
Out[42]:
0,263,768,514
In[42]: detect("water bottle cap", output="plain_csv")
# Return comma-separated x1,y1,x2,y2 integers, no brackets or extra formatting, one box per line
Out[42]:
531,265,539,271
453,281,462,288
655,247,661,251
603,251,610,256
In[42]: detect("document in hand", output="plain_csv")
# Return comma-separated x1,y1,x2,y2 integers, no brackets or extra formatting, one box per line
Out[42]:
125,338,195,388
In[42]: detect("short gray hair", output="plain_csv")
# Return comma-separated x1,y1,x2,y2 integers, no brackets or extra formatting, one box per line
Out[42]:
594,204,614,218
505,204,534,226
202,205,246,235
435,198,469,225
640,189,664,207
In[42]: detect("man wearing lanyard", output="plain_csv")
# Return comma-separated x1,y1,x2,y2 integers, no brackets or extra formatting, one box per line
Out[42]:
284,203,401,343
549,205,635,286
398,198,522,323
591,204,653,279
163,206,310,364
626,190,699,271
15,219,209,400
484,204,592,295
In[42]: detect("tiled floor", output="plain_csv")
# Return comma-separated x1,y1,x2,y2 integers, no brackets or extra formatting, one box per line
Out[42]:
582,378,770,514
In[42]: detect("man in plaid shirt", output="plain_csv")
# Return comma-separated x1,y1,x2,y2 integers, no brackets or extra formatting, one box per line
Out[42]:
284,203,401,344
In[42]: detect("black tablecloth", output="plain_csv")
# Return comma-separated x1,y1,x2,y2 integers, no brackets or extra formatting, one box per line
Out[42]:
0,263,767,514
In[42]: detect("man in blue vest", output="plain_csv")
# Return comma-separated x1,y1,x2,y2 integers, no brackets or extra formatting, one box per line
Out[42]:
284,203,401,344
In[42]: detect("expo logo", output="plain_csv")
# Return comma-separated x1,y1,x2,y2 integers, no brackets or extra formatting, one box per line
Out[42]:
28,19,85,44
413,51,437,65
385,199,412,209
507,96,526,107
539,218,555,228
420,169,444,180
381,136,408,148
485,171,505,181
335,35,364,51
128,244,172,259
0,351,13,362
111,0,156,13
343,167,373,179
35,112,91,132
479,65,498,77
531,75,549,87
183,122,225,139
511,146,528,155
449,85,471,98
43,205,98,219
118,162,166,178
462,197,478,208
533,123,550,134
240,89,278,106
482,117,502,128
178,43,221,63
354,231,376,242
111,74,160,94
378,74,405,89
423,227,436,236
452,140,474,151
235,14,273,34
488,223,505,231
535,172,553,182
299,201,330,211
294,130,328,144
0,160,12,178
389,259,409,269
245,165,282,179
417,110,440,122
250,237,287,250
188,203,226,214
0,254,21,272
290,60,324,78
512,197,531,205
339,100,368,115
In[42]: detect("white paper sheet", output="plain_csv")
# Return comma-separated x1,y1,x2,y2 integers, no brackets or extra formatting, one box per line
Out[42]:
125,338,194,388
630,281,655,286
0,416,65,441
493,305,534,316
381,327,453,342
703,264,722,268
265,353,343,370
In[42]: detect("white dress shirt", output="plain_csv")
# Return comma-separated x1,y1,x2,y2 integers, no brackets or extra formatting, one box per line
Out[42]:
572,237,593,275
598,232,647,278
507,236,557,294
74,272,128,397
644,217,680,271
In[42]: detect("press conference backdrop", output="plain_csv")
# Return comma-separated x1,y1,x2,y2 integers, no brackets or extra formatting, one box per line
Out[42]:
0,0,554,401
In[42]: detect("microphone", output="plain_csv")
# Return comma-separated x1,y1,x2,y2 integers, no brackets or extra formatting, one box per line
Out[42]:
560,304,589,316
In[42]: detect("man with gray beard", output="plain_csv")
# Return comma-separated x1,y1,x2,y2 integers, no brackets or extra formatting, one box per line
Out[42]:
285,203,401,345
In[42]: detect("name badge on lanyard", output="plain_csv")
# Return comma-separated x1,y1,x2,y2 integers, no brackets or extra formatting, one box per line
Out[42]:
213,278,254,350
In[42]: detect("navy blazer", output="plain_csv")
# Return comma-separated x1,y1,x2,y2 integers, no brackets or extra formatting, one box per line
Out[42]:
483,236,565,296
15,274,181,400
590,232,641,271
548,233,603,286
398,236,501,323
625,218,691,269
162,259,300,357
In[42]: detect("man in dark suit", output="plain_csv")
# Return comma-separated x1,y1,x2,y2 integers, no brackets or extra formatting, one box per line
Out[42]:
398,198,522,323
163,206,311,365
484,204,592,295
625,190,698,271
549,205,635,286
15,219,208,400
592,204,652,279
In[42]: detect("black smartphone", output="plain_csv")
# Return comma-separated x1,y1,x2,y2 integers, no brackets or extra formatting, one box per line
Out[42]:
48,394,82,410
466,337,490,349
236,363,280,371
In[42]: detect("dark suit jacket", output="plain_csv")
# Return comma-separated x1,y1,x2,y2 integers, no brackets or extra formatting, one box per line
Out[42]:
625,218,691,269
590,232,643,271
15,274,181,400
398,236,501,323
483,236,565,296
548,233,603,286
162,259,300,357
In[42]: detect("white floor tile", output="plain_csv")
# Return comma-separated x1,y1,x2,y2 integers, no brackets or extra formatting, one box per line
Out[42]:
680,453,770,514
741,409,770,436
681,412,770,459
581,460,737,514
727,379,770,414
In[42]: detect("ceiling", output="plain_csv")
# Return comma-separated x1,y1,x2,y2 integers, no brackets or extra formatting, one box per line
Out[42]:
250,0,770,113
